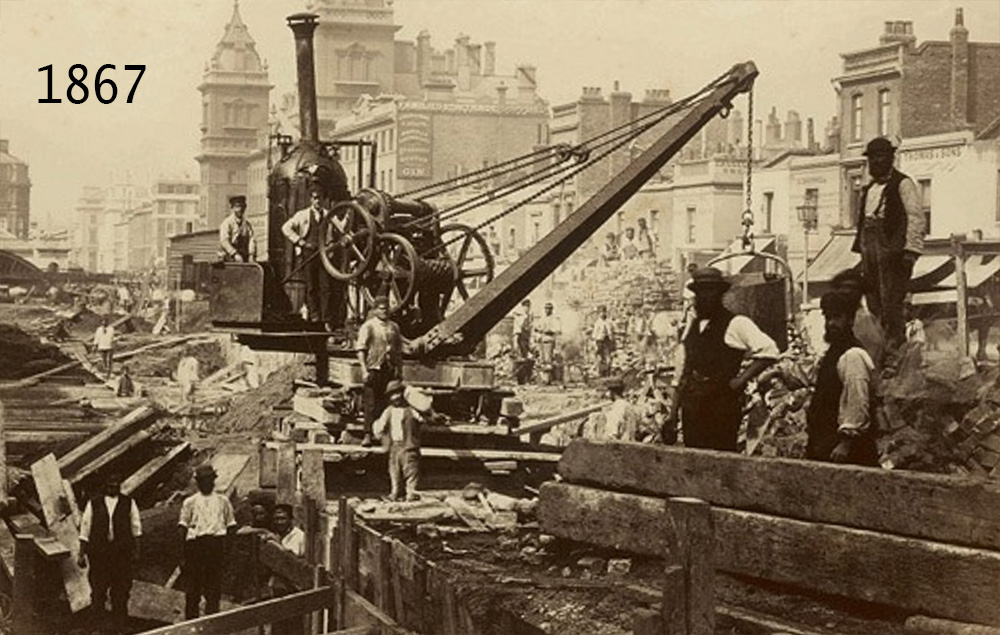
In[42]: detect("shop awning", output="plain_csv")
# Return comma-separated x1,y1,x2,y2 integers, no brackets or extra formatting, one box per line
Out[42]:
802,233,859,283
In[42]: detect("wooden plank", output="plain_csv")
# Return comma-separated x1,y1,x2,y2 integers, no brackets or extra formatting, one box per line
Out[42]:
673,498,714,635
12,535,42,634
633,607,663,635
301,448,326,503
274,441,562,463
905,615,1000,635
30,453,90,613
259,444,278,488
0,520,15,579
511,402,610,438
57,405,157,476
345,588,414,635
213,453,251,494
69,430,152,484
259,540,315,590
661,565,685,635
138,586,335,635
538,483,1000,626
277,442,297,505
558,439,1000,551
121,442,191,496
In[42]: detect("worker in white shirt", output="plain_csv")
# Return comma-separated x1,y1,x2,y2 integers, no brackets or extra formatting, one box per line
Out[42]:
78,473,142,631
373,380,425,502
93,315,116,378
591,305,615,378
665,267,779,451
267,503,307,634
534,302,562,378
179,464,237,619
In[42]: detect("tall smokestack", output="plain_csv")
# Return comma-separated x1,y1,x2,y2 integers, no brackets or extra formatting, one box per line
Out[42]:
287,13,320,143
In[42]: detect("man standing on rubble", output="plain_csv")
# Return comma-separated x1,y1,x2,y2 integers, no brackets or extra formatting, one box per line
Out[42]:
357,295,403,446
806,292,879,466
591,305,615,378
534,302,562,381
179,464,237,619
664,267,779,451
852,136,924,367
218,195,257,262
78,472,142,632
93,315,116,379
512,299,533,359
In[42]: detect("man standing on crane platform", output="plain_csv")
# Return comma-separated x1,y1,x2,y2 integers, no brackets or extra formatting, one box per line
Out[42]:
664,267,779,451
357,295,403,446
851,136,924,370
218,195,257,262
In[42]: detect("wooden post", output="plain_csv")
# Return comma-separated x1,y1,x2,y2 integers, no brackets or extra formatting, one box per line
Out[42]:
670,497,715,635
259,442,278,489
13,535,42,635
953,235,970,356
277,441,297,506
0,400,7,507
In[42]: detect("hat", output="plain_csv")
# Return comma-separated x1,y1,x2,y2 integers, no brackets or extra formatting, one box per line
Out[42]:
544,301,553,308
229,195,247,206
862,137,895,156
820,291,856,318
373,295,389,309
687,267,732,291
385,379,405,396
194,464,217,480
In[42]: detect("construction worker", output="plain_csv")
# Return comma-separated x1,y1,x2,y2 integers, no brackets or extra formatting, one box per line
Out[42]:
179,464,237,619
511,299,533,360
93,315,116,378
830,268,885,369
534,302,562,380
806,292,879,466
282,188,346,330
78,472,142,632
591,305,615,378
851,136,924,368
373,380,425,501
665,267,779,451
218,195,257,262
266,503,306,635
356,295,403,446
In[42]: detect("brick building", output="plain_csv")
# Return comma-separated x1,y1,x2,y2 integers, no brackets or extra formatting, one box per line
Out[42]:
0,139,31,240
127,179,201,271
834,8,1000,228
196,1,272,228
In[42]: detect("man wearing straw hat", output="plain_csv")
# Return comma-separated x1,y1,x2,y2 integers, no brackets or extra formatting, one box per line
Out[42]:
664,267,779,451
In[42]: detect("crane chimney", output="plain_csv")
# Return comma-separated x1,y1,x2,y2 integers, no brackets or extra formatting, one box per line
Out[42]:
287,13,320,143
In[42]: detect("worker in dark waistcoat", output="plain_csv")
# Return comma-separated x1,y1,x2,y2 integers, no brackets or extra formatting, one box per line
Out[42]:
282,188,346,330
851,137,924,366
218,195,257,262
78,472,142,631
806,292,880,466
664,267,779,451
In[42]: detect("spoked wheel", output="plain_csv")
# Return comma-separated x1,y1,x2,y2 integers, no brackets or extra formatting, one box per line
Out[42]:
362,233,418,315
319,201,377,281
439,223,495,315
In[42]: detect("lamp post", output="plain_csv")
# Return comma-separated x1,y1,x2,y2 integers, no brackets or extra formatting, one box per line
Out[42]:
796,195,819,304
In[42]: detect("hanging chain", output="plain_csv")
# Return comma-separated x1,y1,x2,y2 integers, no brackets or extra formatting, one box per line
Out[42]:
741,84,755,251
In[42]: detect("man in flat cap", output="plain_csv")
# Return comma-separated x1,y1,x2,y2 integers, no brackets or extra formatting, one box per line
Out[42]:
179,464,237,619
852,136,924,368
218,195,257,262
664,267,779,451
357,295,403,446
806,291,879,466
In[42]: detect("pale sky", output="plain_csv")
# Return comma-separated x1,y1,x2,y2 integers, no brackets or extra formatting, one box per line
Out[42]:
1,0,997,231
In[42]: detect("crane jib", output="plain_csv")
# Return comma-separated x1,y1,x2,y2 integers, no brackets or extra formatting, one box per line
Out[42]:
419,61,759,358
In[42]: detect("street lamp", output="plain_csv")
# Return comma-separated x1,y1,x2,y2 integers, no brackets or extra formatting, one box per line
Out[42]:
796,194,819,304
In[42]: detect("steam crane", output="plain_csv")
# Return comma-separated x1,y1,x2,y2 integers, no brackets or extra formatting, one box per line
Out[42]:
209,11,758,428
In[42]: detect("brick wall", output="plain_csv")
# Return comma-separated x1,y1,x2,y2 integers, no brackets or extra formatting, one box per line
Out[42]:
901,43,956,138
968,45,1000,132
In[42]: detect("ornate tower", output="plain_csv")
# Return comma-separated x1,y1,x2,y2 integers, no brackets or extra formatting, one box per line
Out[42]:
196,0,272,227
307,0,401,124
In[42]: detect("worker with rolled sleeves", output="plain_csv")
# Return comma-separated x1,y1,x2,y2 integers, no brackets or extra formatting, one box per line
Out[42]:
78,472,142,632
179,464,237,619
282,187,346,330
851,136,924,369
218,195,257,262
357,295,403,446
373,380,428,501
664,267,779,451
534,302,562,374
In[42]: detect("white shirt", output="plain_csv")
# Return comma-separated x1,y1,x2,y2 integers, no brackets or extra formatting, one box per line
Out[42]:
373,405,409,442
278,526,306,557
591,317,613,342
864,175,924,254
836,347,875,435
179,492,236,540
79,496,142,543
94,325,115,351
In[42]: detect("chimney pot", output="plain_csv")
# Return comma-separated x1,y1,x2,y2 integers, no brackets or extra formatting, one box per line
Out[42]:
955,8,964,27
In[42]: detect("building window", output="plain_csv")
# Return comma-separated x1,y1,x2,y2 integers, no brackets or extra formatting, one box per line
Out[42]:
388,168,393,192
763,192,774,233
878,89,891,136
508,227,516,251
686,207,696,244
388,129,394,151
851,94,863,142
532,221,540,245
649,209,660,241
919,178,932,235
849,174,864,226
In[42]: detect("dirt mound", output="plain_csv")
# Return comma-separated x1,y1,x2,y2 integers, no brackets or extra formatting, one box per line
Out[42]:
0,323,71,379
126,338,227,379
212,362,311,433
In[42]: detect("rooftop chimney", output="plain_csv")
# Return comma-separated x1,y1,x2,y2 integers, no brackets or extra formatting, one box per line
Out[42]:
879,20,916,47
287,13,320,143
483,41,496,76
951,7,970,127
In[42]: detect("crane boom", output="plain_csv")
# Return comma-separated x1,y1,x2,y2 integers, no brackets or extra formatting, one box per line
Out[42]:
417,61,759,357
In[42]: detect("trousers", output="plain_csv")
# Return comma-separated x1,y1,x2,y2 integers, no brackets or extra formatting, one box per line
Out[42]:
301,247,346,328
183,536,225,619
89,544,133,624
363,366,398,435
388,447,420,499
679,378,742,452
859,219,915,355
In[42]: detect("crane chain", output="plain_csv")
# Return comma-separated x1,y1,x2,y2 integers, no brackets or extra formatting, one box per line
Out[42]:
741,84,755,251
